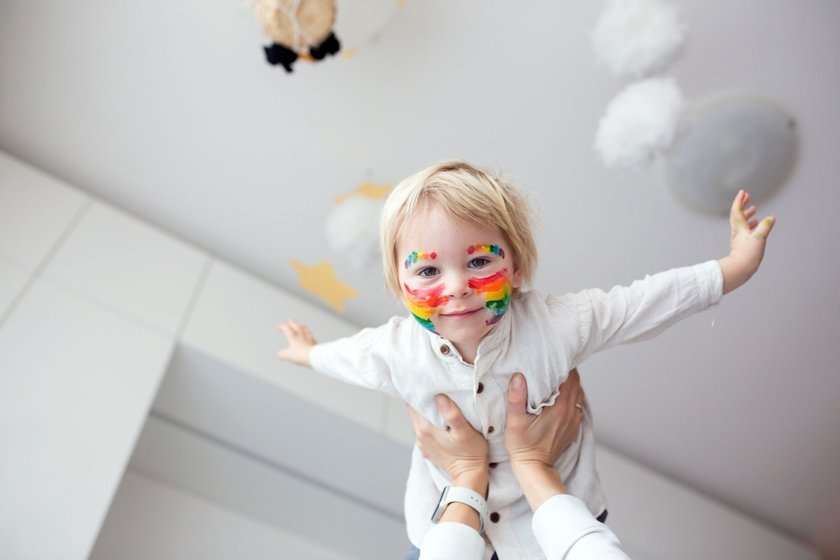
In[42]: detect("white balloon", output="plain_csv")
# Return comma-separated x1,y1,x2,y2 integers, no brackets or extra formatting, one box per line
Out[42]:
665,96,797,215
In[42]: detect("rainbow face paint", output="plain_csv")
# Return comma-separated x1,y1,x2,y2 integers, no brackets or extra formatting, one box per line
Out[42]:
468,268,511,325
404,283,449,331
467,244,505,259
405,250,437,269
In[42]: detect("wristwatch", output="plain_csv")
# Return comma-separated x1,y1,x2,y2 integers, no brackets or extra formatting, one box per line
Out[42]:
430,486,488,533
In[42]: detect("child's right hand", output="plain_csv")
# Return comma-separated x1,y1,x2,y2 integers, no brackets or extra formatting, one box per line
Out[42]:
276,319,316,367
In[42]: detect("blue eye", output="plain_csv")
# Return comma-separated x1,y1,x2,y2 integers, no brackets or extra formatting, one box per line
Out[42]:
468,257,490,268
418,267,439,278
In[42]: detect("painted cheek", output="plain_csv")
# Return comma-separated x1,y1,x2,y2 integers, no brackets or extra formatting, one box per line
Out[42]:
467,269,512,325
403,283,449,331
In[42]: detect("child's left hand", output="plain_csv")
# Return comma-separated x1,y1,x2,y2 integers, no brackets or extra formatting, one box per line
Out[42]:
719,189,776,295
276,319,317,367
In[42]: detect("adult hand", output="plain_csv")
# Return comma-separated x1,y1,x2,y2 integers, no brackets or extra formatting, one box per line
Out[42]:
505,369,584,468
407,395,489,481
408,396,489,533
505,369,585,510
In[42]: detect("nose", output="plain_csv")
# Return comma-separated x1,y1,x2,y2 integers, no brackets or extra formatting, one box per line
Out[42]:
445,271,472,299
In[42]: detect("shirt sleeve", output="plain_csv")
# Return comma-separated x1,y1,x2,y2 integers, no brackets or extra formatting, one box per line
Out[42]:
533,495,631,560
562,260,723,366
308,321,401,398
419,522,486,560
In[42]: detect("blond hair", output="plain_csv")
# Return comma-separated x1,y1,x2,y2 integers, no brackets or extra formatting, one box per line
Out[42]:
379,161,537,298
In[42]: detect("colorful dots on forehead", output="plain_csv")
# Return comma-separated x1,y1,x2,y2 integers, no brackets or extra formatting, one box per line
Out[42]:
467,244,505,259
405,251,437,269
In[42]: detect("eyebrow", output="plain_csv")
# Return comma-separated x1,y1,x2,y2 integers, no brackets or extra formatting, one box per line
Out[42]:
466,244,505,258
405,250,437,269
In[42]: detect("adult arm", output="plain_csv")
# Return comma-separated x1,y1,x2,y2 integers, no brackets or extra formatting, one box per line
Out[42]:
408,395,489,559
412,371,630,559
506,371,631,559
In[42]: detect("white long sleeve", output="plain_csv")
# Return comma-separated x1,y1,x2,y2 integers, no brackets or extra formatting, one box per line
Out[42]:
533,495,630,560
419,522,486,560
306,262,722,558
418,494,630,560
567,260,723,366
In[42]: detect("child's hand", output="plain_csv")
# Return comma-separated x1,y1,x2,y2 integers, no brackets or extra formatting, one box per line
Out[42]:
719,189,776,295
276,319,316,367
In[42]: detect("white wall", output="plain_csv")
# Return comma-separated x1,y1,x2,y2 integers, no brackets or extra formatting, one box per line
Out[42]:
0,151,205,559
91,472,358,560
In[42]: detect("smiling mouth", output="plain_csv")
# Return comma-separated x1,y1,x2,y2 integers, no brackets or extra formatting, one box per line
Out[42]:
442,308,482,318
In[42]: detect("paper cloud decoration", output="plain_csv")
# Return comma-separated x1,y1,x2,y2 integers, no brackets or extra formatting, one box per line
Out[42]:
325,195,384,270
592,0,687,79
594,77,684,171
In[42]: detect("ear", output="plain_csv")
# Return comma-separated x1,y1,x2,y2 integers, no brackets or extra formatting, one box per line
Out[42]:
511,268,523,289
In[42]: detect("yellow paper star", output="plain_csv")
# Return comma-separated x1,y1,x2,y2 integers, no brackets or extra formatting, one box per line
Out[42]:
290,260,358,314
334,181,392,203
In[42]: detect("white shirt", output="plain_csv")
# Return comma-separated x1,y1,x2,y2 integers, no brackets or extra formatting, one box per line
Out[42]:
420,494,631,560
310,261,722,559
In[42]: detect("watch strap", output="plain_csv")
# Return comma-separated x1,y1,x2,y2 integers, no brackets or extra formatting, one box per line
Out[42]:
432,486,488,533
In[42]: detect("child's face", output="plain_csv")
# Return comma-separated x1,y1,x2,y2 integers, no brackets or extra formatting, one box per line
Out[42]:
396,205,521,347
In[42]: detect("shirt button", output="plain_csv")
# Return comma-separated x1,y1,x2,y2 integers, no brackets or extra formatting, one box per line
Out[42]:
439,344,450,355
490,512,500,523
487,426,495,434
476,382,484,394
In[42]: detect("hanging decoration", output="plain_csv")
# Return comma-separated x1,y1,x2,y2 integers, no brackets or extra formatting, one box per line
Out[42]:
290,259,358,314
251,0,404,72
252,0,340,72
326,182,392,271
592,0,687,170
594,77,683,171
592,0,687,80
665,97,797,215
590,0,797,211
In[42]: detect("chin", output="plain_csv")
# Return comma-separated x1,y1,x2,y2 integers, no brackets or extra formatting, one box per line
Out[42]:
435,317,494,344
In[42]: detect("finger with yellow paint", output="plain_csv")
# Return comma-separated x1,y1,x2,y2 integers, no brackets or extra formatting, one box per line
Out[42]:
719,190,777,295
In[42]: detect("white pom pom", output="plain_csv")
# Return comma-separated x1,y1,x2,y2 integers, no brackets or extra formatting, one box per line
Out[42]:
592,0,687,79
325,196,383,270
594,77,684,171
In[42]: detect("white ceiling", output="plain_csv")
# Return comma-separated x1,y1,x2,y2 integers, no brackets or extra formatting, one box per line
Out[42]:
2,0,839,557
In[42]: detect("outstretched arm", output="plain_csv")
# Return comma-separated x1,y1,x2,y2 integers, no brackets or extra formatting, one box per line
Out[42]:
276,318,316,367
563,190,776,366
718,189,776,295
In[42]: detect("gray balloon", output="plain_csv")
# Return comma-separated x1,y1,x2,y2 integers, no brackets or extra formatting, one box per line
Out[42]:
665,96,797,215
